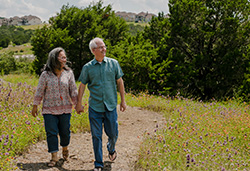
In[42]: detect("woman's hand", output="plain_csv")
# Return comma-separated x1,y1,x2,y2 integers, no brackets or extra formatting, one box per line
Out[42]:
31,105,38,117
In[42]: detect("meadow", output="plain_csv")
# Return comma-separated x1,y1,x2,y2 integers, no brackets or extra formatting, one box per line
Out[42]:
0,74,250,170
0,44,33,55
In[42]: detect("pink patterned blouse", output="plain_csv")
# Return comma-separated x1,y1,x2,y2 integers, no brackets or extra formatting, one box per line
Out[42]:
33,70,78,115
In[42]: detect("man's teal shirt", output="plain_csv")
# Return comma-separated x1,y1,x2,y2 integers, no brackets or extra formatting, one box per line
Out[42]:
78,57,124,112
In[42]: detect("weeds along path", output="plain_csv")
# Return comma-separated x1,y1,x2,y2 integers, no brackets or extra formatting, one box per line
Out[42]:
13,106,166,171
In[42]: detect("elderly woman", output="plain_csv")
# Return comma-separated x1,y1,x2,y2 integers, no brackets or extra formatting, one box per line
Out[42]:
31,47,78,167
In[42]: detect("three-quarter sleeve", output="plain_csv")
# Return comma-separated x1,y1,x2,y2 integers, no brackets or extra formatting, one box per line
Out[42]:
33,72,47,105
69,70,78,105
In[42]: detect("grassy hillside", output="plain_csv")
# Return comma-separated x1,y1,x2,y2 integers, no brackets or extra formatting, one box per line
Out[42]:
20,23,48,30
0,43,33,55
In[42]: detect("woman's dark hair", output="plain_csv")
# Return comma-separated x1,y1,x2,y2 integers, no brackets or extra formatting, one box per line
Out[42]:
43,47,70,75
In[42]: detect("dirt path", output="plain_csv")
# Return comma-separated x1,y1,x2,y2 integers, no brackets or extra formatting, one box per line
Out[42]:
13,106,166,171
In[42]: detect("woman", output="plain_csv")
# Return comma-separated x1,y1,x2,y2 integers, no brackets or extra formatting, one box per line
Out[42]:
31,47,78,167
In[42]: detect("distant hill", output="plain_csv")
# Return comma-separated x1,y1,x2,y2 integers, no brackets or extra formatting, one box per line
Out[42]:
0,15,42,27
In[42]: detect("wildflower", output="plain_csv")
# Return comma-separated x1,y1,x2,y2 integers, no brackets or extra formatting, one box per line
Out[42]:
186,154,190,167
25,120,31,125
5,152,9,155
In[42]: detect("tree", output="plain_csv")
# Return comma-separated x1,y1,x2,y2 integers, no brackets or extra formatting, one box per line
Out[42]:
0,52,16,74
0,26,11,48
167,0,250,100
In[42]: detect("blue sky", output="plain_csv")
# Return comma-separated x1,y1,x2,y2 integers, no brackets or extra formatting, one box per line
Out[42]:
0,0,169,22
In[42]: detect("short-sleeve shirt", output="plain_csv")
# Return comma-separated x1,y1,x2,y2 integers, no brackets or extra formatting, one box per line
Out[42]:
78,57,124,112
33,70,78,115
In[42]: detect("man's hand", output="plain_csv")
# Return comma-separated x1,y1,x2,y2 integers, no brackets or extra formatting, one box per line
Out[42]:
120,102,126,112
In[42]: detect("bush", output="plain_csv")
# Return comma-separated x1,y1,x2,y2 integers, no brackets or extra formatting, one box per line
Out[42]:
0,52,33,75
0,52,16,74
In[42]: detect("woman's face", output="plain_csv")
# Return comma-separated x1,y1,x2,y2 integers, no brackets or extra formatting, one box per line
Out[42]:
58,51,67,68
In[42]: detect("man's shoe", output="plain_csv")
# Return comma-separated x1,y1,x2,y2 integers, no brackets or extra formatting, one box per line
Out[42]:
93,167,102,171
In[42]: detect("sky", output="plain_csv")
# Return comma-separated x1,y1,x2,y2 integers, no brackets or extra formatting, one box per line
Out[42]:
0,0,169,22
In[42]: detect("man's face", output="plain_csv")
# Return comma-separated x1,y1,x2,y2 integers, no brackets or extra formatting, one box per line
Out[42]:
93,40,106,58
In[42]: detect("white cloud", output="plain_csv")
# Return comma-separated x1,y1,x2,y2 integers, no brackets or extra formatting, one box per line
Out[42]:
20,0,48,15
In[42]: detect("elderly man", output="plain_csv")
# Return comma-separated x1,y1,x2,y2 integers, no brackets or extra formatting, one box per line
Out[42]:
76,37,126,171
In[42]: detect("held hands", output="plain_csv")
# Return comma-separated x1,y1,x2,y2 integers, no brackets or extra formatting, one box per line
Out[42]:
75,102,84,114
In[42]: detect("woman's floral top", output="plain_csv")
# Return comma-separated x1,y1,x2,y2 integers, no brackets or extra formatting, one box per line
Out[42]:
33,70,78,115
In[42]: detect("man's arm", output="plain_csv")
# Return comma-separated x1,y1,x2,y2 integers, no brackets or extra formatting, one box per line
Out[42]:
117,77,126,112
76,83,86,114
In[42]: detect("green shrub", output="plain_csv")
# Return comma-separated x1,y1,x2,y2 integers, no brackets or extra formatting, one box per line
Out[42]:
0,52,16,74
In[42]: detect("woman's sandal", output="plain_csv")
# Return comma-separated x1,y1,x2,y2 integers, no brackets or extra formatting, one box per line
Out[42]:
47,159,58,167
62,149,69,161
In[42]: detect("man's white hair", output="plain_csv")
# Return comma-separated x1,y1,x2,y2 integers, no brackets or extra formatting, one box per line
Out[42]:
89,37,104,54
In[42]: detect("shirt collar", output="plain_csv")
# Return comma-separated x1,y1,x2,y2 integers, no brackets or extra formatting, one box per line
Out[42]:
93,57,107,65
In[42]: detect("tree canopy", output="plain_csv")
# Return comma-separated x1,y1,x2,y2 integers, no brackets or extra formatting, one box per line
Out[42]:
142,0,250,100
0,25,34,48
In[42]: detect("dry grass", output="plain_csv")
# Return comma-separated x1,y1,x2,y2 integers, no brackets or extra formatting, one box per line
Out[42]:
0,43,33,55
19,23,48,30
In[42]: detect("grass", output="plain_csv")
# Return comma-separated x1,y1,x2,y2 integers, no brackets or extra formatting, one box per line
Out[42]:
19,24,48,30
128,94,250,170
0,74,250,170
0,44,33,55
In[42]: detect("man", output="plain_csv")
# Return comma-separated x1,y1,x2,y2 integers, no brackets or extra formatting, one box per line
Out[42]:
76,37,126,171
